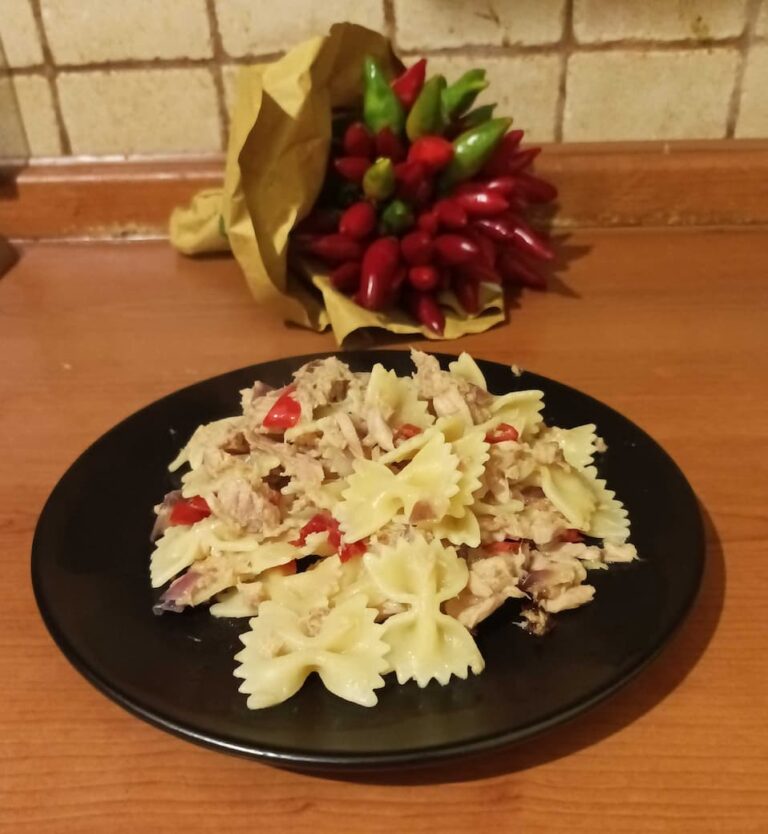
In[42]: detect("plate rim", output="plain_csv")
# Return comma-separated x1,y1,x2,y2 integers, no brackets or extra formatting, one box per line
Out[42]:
31,349,706,769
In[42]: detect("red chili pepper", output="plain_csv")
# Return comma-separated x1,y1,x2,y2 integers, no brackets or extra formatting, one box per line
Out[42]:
508,219,554,261
358,236,400,310
485,423,519,443
334,156,370,183
406,289,445,335
391,58,427,109
472,215,517,244
434,198,468,230
497,249,547,290
514,172,558,204
394,423,423,441
306,233,363,263
339,201,376,239
262,387,301,430
417,210,439,235
343,122,374,158
434,234,480,265
339,539,367,563
481,129,526,176
465,227,497,267
454,190,509,217
486,540,521,554
480,176,519,198
376,126,406,162
452,271,479,314
330,261,361,293
408,264,440,291
458,262,501,285
169,495,211,526
400,230,434,265
560,528,584,543
407,135,454,171
394,160,428,202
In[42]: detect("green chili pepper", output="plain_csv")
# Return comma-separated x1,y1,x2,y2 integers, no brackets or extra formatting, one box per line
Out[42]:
380,199,415,235
405,75,447,141
458,103,497,130
441,69,488,119
363,157,395,200
438,117,512,191
363,56,405,135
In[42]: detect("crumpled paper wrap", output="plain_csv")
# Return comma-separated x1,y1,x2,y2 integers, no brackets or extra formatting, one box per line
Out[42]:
170,23,505,344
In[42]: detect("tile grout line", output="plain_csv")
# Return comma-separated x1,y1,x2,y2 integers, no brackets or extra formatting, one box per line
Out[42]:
203,0,230,151
554,0,575,143
28,0,71,155
726,0,762,138
382,0,396,45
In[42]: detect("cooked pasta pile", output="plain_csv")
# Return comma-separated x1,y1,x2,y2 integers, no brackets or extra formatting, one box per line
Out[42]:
150,351,636,709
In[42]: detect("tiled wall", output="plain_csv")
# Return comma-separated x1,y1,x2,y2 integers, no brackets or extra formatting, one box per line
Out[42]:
1,0,767,158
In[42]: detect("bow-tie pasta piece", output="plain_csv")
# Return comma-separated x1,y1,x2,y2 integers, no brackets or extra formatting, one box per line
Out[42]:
448,352,488,390
234,595,388,708
365,536,484,687
365,363,434,429
482,390,544,439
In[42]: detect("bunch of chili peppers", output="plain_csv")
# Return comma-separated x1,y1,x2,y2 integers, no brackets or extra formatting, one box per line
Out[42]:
293,56,558,335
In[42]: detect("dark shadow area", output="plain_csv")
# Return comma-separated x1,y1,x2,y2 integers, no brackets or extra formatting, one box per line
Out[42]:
296,504,723,786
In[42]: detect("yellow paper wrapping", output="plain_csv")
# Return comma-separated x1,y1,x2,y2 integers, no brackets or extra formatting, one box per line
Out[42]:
169,23,505,343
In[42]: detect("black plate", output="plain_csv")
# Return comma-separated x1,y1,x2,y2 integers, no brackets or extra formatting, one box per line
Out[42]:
32,351,704,769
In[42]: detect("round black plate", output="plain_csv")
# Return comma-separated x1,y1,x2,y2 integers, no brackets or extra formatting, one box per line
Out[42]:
32,351,705,769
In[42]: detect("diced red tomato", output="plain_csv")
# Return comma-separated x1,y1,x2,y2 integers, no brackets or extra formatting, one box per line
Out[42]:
486,540,521,554
168,495,211,526
559,528,584,543
262,385,301,430
339,540,367,563
394,423,423,441
485,422,519,444
293,512,341,549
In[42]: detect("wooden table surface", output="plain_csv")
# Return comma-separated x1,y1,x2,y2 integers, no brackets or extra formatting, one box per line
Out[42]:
1,230,767,832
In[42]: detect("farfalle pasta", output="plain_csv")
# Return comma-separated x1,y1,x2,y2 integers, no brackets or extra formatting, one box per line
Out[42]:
150,350,637,709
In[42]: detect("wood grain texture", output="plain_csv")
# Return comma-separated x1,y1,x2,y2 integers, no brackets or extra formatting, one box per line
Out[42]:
1,230,767,832
2,141,768,240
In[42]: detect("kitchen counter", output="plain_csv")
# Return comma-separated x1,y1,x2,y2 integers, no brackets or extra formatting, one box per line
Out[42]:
1,228,767,832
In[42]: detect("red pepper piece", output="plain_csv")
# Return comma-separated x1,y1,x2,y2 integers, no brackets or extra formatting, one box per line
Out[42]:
487,540,521,554
465,227,497,267
434,234,480,265
339,539,367,563
343,122,374,158
306,233,363,263
452,271,479,314
391,58,427,109
408,264,440,291
407,135,454,171
169,495,211,526
330,261,361,293
263,387,301,430
339,201,376,240
504,146,542,174
458,262,501,285
358,236,400,310
434,198,468,230
560,528,584,543
376,126,406,162
294,511,341,549
334,156,370,183
394,423,423,441
497,249,547,290
514,172,558,203
485,423,519,443
400,230,434,265
480,176,518,198
454,190,509,217
406,289,445,335
417,210,439,235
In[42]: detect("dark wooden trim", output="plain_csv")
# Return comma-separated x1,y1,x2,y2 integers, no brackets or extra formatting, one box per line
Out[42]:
2,141,768,240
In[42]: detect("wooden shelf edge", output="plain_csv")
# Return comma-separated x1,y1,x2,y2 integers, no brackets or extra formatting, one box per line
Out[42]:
2,141,768,240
